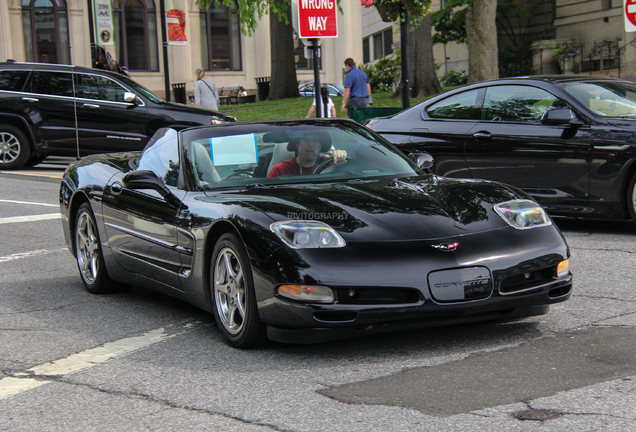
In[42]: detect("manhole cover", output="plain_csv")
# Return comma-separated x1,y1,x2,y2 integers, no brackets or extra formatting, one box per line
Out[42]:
514,409,563,421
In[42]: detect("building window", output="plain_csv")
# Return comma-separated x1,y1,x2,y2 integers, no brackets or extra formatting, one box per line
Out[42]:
22,0,71,64
200,1,242,71
363,37,370,64
294,39,321,70
372,28,393,61
113,0,159,72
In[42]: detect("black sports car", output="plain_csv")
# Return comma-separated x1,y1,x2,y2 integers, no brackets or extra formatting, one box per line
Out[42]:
59,119,572,348
366,76,636,224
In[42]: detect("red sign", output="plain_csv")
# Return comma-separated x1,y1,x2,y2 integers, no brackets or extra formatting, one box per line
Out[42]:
626,0,636,32
297,0,338,38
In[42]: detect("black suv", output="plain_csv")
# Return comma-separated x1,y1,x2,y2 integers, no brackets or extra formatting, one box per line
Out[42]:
0,61,235,169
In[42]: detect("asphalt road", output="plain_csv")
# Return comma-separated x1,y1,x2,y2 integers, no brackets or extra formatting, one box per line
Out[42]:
0,160,635,431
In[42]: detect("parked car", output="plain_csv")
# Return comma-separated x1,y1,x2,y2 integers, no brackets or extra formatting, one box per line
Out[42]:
0,60,235,169
299,83,344,97
366,76,636,224
60,119,572,348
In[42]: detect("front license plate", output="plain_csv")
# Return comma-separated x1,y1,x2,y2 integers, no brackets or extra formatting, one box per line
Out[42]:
428,267,492,302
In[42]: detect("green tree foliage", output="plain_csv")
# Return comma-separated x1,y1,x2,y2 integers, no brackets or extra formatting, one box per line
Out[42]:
431,0,468,45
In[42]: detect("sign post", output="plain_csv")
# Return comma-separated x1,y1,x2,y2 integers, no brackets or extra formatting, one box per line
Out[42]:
296,0,338,118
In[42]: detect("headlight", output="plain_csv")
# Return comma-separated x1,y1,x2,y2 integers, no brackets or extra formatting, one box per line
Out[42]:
494,199,552,230
270,220,346,249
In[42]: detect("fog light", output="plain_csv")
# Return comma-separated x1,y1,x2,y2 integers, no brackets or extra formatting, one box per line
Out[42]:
277,284,334,303
557,259,569,278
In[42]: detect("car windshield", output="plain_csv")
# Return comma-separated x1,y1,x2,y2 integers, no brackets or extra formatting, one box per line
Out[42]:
115,74,165,103
181,121,420,190
561,80,636,117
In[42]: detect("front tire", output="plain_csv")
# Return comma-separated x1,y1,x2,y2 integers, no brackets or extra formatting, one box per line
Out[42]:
211,233,267,348
628,172,636,224
75,203,115,293
0,125,30,170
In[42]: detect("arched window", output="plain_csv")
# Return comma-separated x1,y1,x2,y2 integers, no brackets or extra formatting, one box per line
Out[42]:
113,0,159,72
200,1,242,71
22,0,71,64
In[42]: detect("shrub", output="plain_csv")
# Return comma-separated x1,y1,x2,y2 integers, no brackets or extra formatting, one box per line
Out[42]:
359,53,401,93
439,70,467,86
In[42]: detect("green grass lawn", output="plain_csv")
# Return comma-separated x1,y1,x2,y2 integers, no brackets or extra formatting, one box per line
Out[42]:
219,88,457,122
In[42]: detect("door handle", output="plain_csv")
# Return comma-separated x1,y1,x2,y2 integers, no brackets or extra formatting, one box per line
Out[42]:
472,131,492,139
21,97,39,102
82,103,100,109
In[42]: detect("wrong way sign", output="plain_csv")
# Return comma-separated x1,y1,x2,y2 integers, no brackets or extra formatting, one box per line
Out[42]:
297,0,338,38
625,0,636,32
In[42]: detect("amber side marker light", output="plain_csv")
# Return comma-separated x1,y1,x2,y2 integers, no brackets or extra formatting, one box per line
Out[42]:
557,259,569,278
277,284,334,303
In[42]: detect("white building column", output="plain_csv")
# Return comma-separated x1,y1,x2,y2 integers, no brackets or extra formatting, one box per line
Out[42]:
0,2,14,61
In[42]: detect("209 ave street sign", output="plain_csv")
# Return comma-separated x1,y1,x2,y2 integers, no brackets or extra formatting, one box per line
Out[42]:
297,0,338,38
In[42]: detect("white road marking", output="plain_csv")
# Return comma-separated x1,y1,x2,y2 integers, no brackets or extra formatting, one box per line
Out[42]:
0,199,58,207
0,328,173,400
0,248,68,263
0,213,61,224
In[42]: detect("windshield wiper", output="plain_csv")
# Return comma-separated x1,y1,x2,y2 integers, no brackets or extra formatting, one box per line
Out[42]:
245,183,270,189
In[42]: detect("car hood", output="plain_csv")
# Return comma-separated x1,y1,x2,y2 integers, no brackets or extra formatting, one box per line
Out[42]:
604,118,636,129
214,176,524,242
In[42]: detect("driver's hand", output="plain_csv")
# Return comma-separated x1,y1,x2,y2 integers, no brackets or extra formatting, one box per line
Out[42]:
332,149,347,163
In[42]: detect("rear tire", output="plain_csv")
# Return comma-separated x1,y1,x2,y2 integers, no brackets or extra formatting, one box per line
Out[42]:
0,125,30,170
628,173,636,224
211,233,267,348
75,202,115,293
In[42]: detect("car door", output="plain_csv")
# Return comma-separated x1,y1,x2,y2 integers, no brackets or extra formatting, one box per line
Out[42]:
399,88,484,178
463,84,592,212
101,129,186,290
74,72,149,154
15,70,78,154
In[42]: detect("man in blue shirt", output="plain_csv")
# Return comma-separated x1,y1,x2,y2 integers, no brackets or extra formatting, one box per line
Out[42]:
341,58,371,118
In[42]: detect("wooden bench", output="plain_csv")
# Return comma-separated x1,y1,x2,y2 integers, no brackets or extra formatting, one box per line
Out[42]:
219,86,240,105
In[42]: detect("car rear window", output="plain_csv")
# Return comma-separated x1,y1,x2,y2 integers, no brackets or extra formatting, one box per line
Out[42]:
0,70,30,92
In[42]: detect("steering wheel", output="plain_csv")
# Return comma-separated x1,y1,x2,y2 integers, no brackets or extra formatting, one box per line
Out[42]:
313,155,353,174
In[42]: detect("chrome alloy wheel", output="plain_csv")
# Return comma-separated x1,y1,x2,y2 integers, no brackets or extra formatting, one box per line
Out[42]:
0,132,20,165
75,210,100,285
214,247,246,335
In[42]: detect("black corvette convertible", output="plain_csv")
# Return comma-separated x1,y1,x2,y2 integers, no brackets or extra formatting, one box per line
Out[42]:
59,119,572,348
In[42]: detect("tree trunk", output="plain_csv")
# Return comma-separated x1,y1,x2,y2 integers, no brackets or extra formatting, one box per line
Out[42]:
466,0,498,84
268,8,300,100
408,13,442,98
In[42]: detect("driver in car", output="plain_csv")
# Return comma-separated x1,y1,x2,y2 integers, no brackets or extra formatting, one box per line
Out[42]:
267,131,347,177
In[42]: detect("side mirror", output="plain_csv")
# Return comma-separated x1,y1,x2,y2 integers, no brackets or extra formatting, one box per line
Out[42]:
122,170,186,209
541,108,584,125
124,91,139,104
409,152,434,170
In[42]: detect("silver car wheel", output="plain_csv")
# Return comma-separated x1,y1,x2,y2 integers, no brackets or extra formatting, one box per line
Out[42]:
0,132,20,165
75,210,100,285
214,247,246,335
